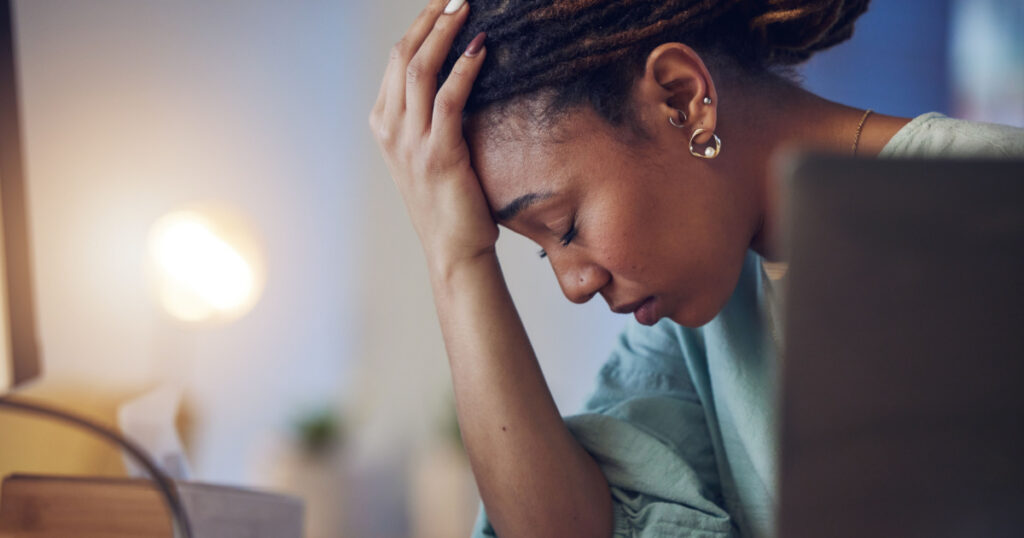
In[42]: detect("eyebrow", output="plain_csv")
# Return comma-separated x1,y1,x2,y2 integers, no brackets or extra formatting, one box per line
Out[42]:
494,191,554,222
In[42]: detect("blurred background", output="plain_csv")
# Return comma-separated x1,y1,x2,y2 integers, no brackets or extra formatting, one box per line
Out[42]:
0,0,1020,536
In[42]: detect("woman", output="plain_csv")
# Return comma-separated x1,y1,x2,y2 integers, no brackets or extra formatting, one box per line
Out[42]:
369,1,1024,536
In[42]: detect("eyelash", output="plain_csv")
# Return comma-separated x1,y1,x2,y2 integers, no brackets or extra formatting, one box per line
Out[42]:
538,221,578,258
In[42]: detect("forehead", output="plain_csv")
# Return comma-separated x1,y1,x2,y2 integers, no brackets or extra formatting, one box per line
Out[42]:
466,106,623,215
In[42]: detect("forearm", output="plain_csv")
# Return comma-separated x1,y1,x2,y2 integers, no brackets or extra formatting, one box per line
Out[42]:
429,251,613,538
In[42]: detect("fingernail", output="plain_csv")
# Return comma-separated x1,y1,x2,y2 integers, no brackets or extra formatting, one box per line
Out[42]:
464,32,486,57
444,0,467,15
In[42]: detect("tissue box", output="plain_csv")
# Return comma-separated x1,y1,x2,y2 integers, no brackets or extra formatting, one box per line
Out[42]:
0,474,303,537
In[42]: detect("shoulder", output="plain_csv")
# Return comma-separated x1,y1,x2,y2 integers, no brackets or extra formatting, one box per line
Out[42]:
879,112,1024,158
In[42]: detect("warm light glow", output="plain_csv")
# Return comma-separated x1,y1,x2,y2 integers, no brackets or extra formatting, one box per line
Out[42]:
148,207,264,323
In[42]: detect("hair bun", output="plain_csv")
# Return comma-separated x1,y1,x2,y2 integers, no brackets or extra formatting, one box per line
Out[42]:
741,0,871,65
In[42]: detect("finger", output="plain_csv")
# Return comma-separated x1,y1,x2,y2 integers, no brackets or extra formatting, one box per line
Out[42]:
383,0,448,116
405,1,470,131
431,32,486,146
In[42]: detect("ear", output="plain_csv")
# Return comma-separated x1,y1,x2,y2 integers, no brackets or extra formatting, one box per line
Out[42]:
634,42,718,146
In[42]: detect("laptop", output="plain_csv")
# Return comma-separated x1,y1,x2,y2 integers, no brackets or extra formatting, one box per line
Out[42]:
776,154,1024,537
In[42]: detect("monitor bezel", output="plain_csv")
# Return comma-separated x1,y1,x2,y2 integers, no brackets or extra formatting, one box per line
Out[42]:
0,0,41,391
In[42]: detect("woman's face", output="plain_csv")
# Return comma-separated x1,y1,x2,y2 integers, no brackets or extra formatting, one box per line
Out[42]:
467,103,756,328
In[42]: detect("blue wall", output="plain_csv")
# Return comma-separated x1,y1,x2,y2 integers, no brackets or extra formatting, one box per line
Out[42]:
800,0,953,118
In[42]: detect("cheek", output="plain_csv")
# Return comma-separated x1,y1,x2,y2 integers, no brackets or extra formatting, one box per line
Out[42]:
663,189,753,326
585,192,660,280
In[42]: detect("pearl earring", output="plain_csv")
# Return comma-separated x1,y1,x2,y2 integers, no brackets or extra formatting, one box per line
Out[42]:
703,96,712,105
689,128,722,159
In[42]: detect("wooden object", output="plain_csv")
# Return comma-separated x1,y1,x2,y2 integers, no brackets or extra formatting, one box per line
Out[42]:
0,474,303,538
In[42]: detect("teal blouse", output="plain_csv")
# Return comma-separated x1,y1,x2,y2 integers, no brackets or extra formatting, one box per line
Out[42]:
470,112,1024,537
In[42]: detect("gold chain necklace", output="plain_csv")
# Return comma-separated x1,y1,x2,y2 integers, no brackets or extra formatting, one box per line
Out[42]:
764,108,875,349
852,109,873,156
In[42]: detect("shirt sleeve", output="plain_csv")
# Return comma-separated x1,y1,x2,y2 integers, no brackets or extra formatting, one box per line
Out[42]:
470,318,738,537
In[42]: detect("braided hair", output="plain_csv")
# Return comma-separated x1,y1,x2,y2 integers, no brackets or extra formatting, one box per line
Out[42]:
441,0,870,130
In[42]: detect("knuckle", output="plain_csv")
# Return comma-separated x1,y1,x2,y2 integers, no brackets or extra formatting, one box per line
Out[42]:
421,152,447,175
434,95,459,117
390,39,410,62
375,123,396,145
423,140,464,173
405,61,426,84
419,2,445,21
432,17,452,35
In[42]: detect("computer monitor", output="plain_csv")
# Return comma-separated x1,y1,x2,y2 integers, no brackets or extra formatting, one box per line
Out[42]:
0,0,41,392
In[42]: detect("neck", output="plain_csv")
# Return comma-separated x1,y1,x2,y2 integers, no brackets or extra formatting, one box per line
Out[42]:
715,76,897,261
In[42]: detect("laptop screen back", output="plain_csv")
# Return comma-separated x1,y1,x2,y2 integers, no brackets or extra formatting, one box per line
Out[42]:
776,154,1024,537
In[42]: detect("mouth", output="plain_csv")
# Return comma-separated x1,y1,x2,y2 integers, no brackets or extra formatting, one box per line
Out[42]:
611,296,655,315
612,296,659,326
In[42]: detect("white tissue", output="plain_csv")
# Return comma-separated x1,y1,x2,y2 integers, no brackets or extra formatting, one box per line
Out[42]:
117,384,192,480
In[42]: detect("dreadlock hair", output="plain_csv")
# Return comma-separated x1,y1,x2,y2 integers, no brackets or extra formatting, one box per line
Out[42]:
440,0,870,136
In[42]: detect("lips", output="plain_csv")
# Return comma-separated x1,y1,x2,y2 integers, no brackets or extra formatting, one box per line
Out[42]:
633,297,658,325
611,296,652,315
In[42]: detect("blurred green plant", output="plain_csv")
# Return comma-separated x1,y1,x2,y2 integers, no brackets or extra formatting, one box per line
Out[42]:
292,407,343,457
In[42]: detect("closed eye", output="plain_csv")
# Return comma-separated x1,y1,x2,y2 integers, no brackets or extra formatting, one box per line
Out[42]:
560,222,578,246
538,221,578,258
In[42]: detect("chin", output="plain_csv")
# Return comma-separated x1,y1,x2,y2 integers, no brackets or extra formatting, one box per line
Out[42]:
667,295,728,329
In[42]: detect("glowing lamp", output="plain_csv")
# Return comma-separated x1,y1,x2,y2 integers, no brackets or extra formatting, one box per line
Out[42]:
147,206,264,324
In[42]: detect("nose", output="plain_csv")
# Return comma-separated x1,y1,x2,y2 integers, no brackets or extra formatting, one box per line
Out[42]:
552,255,610,305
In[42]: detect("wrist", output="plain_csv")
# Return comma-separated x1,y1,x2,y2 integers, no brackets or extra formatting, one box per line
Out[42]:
426,246,499,287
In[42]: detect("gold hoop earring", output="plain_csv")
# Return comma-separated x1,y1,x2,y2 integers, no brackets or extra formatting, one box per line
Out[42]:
689,128,721,159
668,109,687,128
